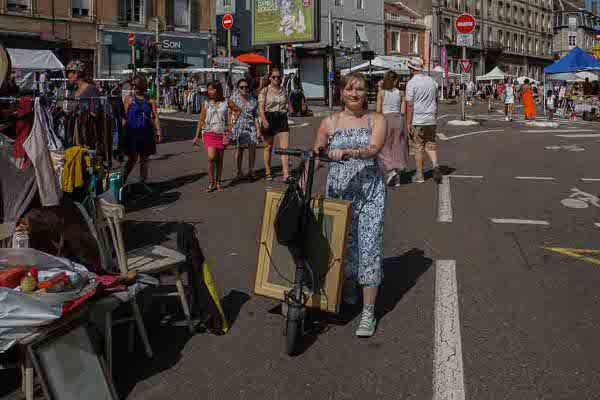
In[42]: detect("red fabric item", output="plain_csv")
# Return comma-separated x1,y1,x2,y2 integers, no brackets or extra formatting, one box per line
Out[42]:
60,274,129,316
236,53,272,65
13,97,33,166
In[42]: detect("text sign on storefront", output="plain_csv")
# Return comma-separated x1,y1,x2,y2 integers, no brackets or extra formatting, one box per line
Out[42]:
456,34,474,47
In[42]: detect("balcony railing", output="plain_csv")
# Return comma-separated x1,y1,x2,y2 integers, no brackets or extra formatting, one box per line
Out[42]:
483,40,504,51
385,13,423,25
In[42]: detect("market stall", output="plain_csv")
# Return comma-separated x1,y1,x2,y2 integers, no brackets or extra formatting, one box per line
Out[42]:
543,47,600,120
6,48,65,92
340,55,411,76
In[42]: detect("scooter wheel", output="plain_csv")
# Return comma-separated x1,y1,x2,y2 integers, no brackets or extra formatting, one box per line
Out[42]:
285,306,302,356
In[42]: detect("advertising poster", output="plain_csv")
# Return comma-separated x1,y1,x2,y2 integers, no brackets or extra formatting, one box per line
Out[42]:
252,0,319,46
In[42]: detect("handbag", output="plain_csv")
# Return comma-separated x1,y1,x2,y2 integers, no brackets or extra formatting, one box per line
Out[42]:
274,183,306,246
222,128,232,146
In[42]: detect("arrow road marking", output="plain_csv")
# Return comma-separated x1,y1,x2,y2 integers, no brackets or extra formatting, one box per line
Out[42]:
433,260,466,400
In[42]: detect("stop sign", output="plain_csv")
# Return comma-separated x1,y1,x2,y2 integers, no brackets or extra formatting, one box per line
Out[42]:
455,14,476,34
222,13,234,30
128,32,135,46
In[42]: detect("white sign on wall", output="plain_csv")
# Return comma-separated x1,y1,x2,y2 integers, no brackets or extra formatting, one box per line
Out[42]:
217,0,236,16
456,34,474,47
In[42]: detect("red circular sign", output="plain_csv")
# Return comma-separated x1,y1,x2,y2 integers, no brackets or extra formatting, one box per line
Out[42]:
128,32,135,46
455,13,476,34
222,13,234,30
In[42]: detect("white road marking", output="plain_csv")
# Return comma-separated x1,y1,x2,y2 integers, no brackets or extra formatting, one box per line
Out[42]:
491,218,550,225
522,129,596,133
433,259,466,400
556,134,600,138
444,129,504,140
291,122,309,128
437,132,449,140
449,175,484,179
581,178,600,182
437,176,453,223
594,223,600,228
515,176,556,181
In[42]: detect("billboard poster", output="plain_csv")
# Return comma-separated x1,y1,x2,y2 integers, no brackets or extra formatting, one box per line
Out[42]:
252,0,319,46
217,0,236,16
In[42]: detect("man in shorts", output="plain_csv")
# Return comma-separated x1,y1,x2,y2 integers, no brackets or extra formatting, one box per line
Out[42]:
405,57,442,184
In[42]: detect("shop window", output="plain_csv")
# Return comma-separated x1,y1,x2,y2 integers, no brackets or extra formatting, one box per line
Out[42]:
409,33,419,54
356,0,364,10
334,0,343,5
7,0,31,13
391,31,400,53
72,0,91,17
119,0,145,24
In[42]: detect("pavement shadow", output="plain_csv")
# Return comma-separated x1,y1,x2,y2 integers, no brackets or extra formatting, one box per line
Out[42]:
124,173,206,213
400,165,456,184
222,290,251,328
376,248,433,320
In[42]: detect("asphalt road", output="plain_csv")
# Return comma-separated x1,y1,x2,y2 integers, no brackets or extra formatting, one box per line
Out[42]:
9,101,599,400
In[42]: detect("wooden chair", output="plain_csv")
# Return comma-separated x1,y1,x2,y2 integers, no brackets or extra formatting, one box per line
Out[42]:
74,201,153,378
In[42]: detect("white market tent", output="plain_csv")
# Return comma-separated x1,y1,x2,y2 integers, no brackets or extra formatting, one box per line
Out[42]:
547,71,599,82
516,76,539,85
431,66,460,78
341,56,411,76
7,48,64,71
476,66,510,81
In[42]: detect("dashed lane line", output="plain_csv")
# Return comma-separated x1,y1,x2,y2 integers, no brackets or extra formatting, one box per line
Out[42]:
440,129,504,141
515,176,556,181
433,259,466,400
556,134,600,138
491,218,550,225
449,175,484,179
581,178,600,182
521,129,596,133
437,176,453,223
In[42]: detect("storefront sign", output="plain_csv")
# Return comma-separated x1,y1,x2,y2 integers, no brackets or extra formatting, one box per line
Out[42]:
252,0,319,46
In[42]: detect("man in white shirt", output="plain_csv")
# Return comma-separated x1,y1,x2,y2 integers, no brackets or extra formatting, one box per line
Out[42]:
405,57,442,184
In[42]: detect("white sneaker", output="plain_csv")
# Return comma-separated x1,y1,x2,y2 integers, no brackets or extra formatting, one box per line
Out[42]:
356,305,376,337
386,170,399,186
505,117,509,121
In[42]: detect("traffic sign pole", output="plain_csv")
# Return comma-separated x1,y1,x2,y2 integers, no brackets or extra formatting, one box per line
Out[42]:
222,14,234,80
128,32,136,76
455,14,475,121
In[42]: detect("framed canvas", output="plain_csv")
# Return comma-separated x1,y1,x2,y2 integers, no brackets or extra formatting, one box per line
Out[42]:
28,322,118,400
255,189,352,313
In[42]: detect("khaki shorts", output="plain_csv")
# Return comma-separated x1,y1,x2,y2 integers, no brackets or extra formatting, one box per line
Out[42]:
409,125,437,156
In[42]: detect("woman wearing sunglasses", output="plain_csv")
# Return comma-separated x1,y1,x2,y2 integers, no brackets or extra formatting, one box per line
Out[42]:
231,79,260,180
258,67,290,181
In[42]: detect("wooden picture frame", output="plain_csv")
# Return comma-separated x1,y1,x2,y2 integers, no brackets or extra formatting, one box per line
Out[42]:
255,189,352,314
28,322,119,400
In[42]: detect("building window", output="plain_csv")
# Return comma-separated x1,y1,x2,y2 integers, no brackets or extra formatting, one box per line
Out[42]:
568,16,577,29
391,31,400,52
505,5,510,21
497,2,503,20
334,0,342,5
569,35,577,46
409,33,419,54
173,0,189,28
356,24,367,47
521,35,525,53
535,39,539,54
72,0,91,17
514,33,518,52
7,0,31,12
119,0,145,23
521,8,526,26
356,0,364,10
476,0,481,15
499,30,503,47
465,0,471,12
487,0,493,18
334,21,343,47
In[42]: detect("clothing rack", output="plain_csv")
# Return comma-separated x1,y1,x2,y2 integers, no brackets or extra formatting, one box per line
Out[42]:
0,95,123,102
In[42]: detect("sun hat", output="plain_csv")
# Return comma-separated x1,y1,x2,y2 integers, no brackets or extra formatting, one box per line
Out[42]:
408,57,424,71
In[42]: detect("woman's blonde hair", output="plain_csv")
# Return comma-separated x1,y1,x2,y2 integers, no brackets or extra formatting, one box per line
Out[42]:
341,72,368,110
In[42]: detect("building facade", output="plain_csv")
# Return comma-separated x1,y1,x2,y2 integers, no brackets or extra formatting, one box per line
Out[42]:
0,0,215,77
0,0,97,70
384,1,427,57
97,0,215,77
553,0,600,57
293,0,385,99
430,0,554,81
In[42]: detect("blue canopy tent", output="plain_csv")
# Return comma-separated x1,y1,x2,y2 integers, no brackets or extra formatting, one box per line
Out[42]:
544,47,600,74
542,47,600,115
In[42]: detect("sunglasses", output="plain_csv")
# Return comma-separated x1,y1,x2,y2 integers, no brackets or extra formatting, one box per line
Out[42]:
239,85,249,89
271,76,282,80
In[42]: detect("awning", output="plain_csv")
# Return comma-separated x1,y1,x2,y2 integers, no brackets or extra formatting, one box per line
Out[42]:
7,48,64,71
236,53,272,65
544,46,600,74
357,26,369,44
341,56,410,76
476,66,510,81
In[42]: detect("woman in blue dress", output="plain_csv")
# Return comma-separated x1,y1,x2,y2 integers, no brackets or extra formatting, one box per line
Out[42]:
231,79,260,180
312,72,386,337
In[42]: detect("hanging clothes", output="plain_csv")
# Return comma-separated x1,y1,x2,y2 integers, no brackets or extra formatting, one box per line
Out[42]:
13,97,34,167
22,98,61,207
62,146,86,193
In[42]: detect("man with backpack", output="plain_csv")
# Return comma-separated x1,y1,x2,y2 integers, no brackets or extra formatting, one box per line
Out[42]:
123,75,162,192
